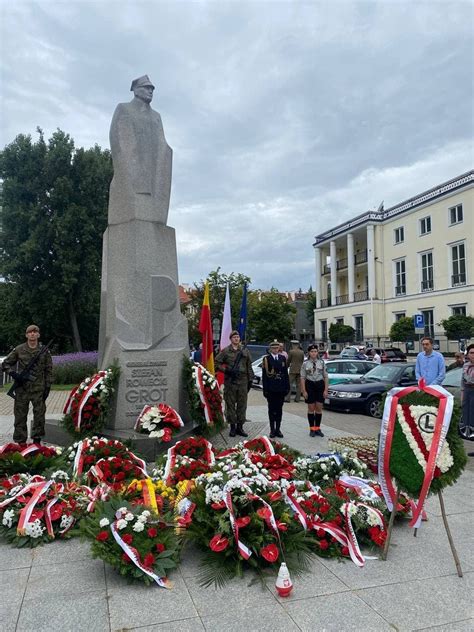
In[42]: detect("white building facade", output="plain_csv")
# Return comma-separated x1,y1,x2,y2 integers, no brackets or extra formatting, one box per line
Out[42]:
313,171,474,351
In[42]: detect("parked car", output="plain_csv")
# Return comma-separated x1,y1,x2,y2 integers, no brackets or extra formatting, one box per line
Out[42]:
324,359,377,385
371,347,407,363
324,362,417,418
338,346,361,359
441,366,462,404
251,355,265,388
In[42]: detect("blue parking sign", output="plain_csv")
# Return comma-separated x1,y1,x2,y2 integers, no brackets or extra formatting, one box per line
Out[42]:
413,314,424,332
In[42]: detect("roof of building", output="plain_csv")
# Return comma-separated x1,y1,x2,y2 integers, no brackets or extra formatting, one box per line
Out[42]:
313,169,473,246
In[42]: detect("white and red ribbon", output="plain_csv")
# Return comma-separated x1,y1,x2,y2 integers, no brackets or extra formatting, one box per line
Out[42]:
75,373,106,430
110,515,172,588
63,386,79,415
17,480,53,535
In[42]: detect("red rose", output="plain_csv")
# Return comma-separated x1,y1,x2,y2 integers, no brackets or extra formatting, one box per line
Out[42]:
260,543,279,563
319,503,330,515
96,530,109,542
318,539,329,550
209,534,229,552
341,546,349,556
236,516,251,528
115,471,126,481
316,528,326,538
143,553,155,568
122,533,133,545
156,543,166,553
147,527,158,538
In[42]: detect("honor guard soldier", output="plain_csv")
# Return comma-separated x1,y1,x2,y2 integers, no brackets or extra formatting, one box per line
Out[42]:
215,331,254,437
262,340,290,438
285,340,304,402
2,325,53,444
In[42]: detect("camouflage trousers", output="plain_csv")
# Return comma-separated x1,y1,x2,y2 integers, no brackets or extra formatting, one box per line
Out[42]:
285,372,302,402
13,390,46,442
223,381,249,426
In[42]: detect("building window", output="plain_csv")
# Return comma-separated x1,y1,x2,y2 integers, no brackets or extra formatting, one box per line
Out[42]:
451,305,466,316
449,204,463,225
420,252,434,292
354,316,364,342
421,309,434,338
336,318,344,325
419,216,431,235
320,320,328,341
394,312,406,321
394,259,406,296
451,242,466,286
394,227,404,244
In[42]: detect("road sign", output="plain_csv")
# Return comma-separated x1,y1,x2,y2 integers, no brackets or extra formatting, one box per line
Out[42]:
413,314,425,334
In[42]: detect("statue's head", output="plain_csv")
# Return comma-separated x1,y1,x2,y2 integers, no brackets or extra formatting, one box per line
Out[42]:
130,75,155,103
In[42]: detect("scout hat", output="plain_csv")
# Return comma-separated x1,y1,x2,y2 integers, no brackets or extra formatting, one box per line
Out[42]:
307,343,318,352
130,75,155,91
25,324,39,333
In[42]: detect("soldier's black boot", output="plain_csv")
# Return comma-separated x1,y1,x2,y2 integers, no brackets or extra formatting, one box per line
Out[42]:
229,424,237,437
236,424,248,437
275,422,284,439
269,422,276,438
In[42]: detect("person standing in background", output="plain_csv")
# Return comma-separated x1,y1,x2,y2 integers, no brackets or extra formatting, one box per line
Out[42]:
286,340,304,402
262,341,290,438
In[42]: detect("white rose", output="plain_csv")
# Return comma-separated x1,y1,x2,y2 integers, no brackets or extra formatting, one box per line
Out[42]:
132,521,145,532
125,513,134,521
99,518,110,527
116,519,128,530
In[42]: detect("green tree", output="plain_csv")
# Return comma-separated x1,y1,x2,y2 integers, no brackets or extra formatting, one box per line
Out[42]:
185,268,251,347
305,288,316,327
440,315,474,340
390,317,416,342
250,290,296,343
0,128,113,352
328,322,355,344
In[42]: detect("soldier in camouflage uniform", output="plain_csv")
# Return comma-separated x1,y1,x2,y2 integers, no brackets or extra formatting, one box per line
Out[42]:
215,330,254,437
2,325,53,444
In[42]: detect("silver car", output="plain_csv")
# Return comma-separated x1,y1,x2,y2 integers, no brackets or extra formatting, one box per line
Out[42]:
324,359,377,385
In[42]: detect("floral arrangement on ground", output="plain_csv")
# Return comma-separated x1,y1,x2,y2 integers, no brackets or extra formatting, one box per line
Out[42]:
0,443,66,478
80,497,180,586
61,363,120,439
182,357,225,436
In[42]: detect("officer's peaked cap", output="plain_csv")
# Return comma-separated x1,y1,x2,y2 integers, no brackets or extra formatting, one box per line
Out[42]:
130,75,155,91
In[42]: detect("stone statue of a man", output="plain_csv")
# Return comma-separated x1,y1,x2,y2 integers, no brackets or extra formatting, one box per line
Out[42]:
108,75,172,225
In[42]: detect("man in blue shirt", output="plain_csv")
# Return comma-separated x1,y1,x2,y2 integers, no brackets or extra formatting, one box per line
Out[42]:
415,337,446,385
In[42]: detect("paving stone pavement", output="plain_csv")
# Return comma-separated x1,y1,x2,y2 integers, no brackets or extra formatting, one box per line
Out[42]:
0,391,473,631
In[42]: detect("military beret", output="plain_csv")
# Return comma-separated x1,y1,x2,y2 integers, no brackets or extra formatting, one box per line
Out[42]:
307,344,318,352
229,330,240,338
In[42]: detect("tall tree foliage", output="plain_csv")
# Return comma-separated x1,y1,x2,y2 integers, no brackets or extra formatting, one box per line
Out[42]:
0,128,112,352
440,315,474,341
389,317,416,343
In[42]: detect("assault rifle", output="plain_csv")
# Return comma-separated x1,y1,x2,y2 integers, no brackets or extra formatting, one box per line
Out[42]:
6,339,54,399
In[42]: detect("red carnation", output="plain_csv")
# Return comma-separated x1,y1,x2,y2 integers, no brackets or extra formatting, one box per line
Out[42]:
318,539,329,550
147,527,158,538
143,553,155,568
96,530,109,542
122,533,133,545
260,543,279,563
209,534,229,552
156,542,166,553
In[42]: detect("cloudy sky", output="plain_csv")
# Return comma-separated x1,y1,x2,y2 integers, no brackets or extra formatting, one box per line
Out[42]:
1,0,472,291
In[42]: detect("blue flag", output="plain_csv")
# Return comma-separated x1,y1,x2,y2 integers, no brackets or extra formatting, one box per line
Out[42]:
238,283,247,341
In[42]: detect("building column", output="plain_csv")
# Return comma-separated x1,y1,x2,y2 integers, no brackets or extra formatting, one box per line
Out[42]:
367,224,375,299
330,240,337,305
347,233,355,302
314,246,321,309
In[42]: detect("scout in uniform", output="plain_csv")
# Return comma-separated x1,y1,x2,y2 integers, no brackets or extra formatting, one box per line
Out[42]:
2,325,53,444
215,330,254,437
300,343,328,437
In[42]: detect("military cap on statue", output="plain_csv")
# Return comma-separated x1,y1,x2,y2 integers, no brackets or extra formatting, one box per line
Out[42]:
130,75,155,91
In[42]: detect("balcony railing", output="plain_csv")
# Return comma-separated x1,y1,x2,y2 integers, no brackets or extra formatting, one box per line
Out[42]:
354,290,369,302
395,285,406,296
320,297,331,308
322,264,331,275
337,258,348,270
354,250,368,265
421,279,434,292
336,294,349,305
452,273,466,286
